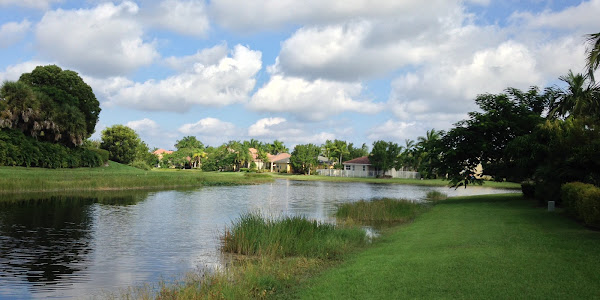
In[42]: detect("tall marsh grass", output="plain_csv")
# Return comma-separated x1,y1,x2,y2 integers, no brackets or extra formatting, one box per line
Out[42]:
426,190,448,203
222,213,367,259
335,198,427,225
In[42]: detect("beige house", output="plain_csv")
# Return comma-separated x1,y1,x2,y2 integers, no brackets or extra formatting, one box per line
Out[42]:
317,156,420,179
267,153,291,173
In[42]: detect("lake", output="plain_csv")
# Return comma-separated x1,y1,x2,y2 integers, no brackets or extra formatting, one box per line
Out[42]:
0,179,518,299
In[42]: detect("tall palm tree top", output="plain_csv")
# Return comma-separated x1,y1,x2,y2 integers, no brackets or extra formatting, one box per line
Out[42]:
585,32,600,82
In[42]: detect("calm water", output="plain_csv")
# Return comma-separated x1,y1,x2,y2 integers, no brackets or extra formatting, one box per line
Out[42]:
0,180,517,299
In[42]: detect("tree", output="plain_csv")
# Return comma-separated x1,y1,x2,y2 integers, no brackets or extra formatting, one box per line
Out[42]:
369,140,401,176
585,32,600,82
269,140,288,155
175,136,204,150
100,125,142,164
290,144,320,174
348,142,369,160
2,65,101,146
415,129,444,179
549,71,600,121
439,87,552,183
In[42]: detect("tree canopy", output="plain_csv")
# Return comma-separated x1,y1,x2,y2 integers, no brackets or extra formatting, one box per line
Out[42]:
100,125,142,164
290,144,320,175
0,65,100,147
369,140,401,175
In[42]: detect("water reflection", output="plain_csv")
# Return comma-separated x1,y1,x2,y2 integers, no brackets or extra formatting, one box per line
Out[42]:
0,180,518,299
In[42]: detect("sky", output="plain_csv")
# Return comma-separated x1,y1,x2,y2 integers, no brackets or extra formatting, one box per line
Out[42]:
0,0,597,150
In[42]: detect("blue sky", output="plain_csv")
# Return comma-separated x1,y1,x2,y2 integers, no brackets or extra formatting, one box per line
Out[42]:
0,0,597,150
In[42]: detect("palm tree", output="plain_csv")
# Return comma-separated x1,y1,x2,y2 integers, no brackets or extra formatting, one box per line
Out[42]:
585,32,600,82
549,70,599,120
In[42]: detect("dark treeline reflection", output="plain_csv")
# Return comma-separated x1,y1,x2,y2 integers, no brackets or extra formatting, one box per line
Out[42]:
0,190,152,284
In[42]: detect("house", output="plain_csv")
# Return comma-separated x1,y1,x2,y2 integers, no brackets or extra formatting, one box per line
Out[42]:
152,148,173,160
247,148,266,170
317,156,420,179
342,156,375,173
267,153,291,173
152,149,174,167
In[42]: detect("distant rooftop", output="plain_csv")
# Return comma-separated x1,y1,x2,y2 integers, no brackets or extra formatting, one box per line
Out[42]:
343,156,370,165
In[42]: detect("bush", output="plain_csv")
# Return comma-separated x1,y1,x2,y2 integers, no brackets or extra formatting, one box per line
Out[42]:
0,128,104,168
130,160,152,171
561,182,600,228
521,181,536,199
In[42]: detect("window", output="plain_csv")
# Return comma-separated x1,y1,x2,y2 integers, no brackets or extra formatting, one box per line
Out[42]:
345,165,351,170
352,165,355,171
363,165,366,171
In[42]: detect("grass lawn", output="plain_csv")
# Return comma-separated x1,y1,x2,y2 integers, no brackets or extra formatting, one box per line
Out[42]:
271,173,522,189
295,194,600,299
0,162,272,194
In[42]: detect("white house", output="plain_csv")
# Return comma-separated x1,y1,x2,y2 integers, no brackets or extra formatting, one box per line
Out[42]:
317,156,420,179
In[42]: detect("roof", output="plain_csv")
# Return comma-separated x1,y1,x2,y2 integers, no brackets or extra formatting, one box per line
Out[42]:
343,156,370,165
248,147,259,161
153,148,173,155
268,153,290,162
274,157,290,164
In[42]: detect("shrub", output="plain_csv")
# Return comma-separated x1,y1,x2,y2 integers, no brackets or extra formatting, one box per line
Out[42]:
561,182,600,228
130,159,152,171
0,128,104,168
521,181,535,199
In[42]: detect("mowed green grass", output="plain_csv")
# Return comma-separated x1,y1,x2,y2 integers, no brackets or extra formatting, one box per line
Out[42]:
272,174,521,189
296,194,600,299
0,162,272,193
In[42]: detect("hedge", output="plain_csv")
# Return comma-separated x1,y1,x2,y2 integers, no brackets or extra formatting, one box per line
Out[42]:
561,182,600,229
0,128,105,168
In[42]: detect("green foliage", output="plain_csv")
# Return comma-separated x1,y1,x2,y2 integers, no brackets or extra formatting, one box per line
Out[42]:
561,182,600,228
369,140,401,175
130,159,152,171
100,125,142,164
335,198,426,225
222,213,366,259
175,136,204,150
439,87,553,183
0,128,104,168
0,65,101,147
268,140,288,155
521,181,536,199
290,143,320,174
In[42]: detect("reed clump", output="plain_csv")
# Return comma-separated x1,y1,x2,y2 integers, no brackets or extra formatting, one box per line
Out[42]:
221,213,367,259
426,190,448,203
335,198,427,225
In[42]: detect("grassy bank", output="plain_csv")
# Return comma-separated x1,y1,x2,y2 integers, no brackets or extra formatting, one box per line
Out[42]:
0,162,273,194
335,198,428,226
296,194,600,299
271,173,521,189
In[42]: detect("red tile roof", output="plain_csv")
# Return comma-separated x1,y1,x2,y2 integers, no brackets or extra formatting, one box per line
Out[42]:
343,156,370,165
268,153,291,162
153,148,173,155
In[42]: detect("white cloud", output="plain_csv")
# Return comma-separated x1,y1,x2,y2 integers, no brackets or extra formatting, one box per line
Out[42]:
35,2,159,76
0,0,61,9
101,44,262,111
149,0,210,37
179,118,236,136
164,43,228,72
210,0,461,32
510,0,600,31
248,117,287,136
0,20,31,48
178,117,238,146
248,75,382,121
389,41,544,122
247,117,335,147
0,61,52,83
367,120,418,142
126,118,160,134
